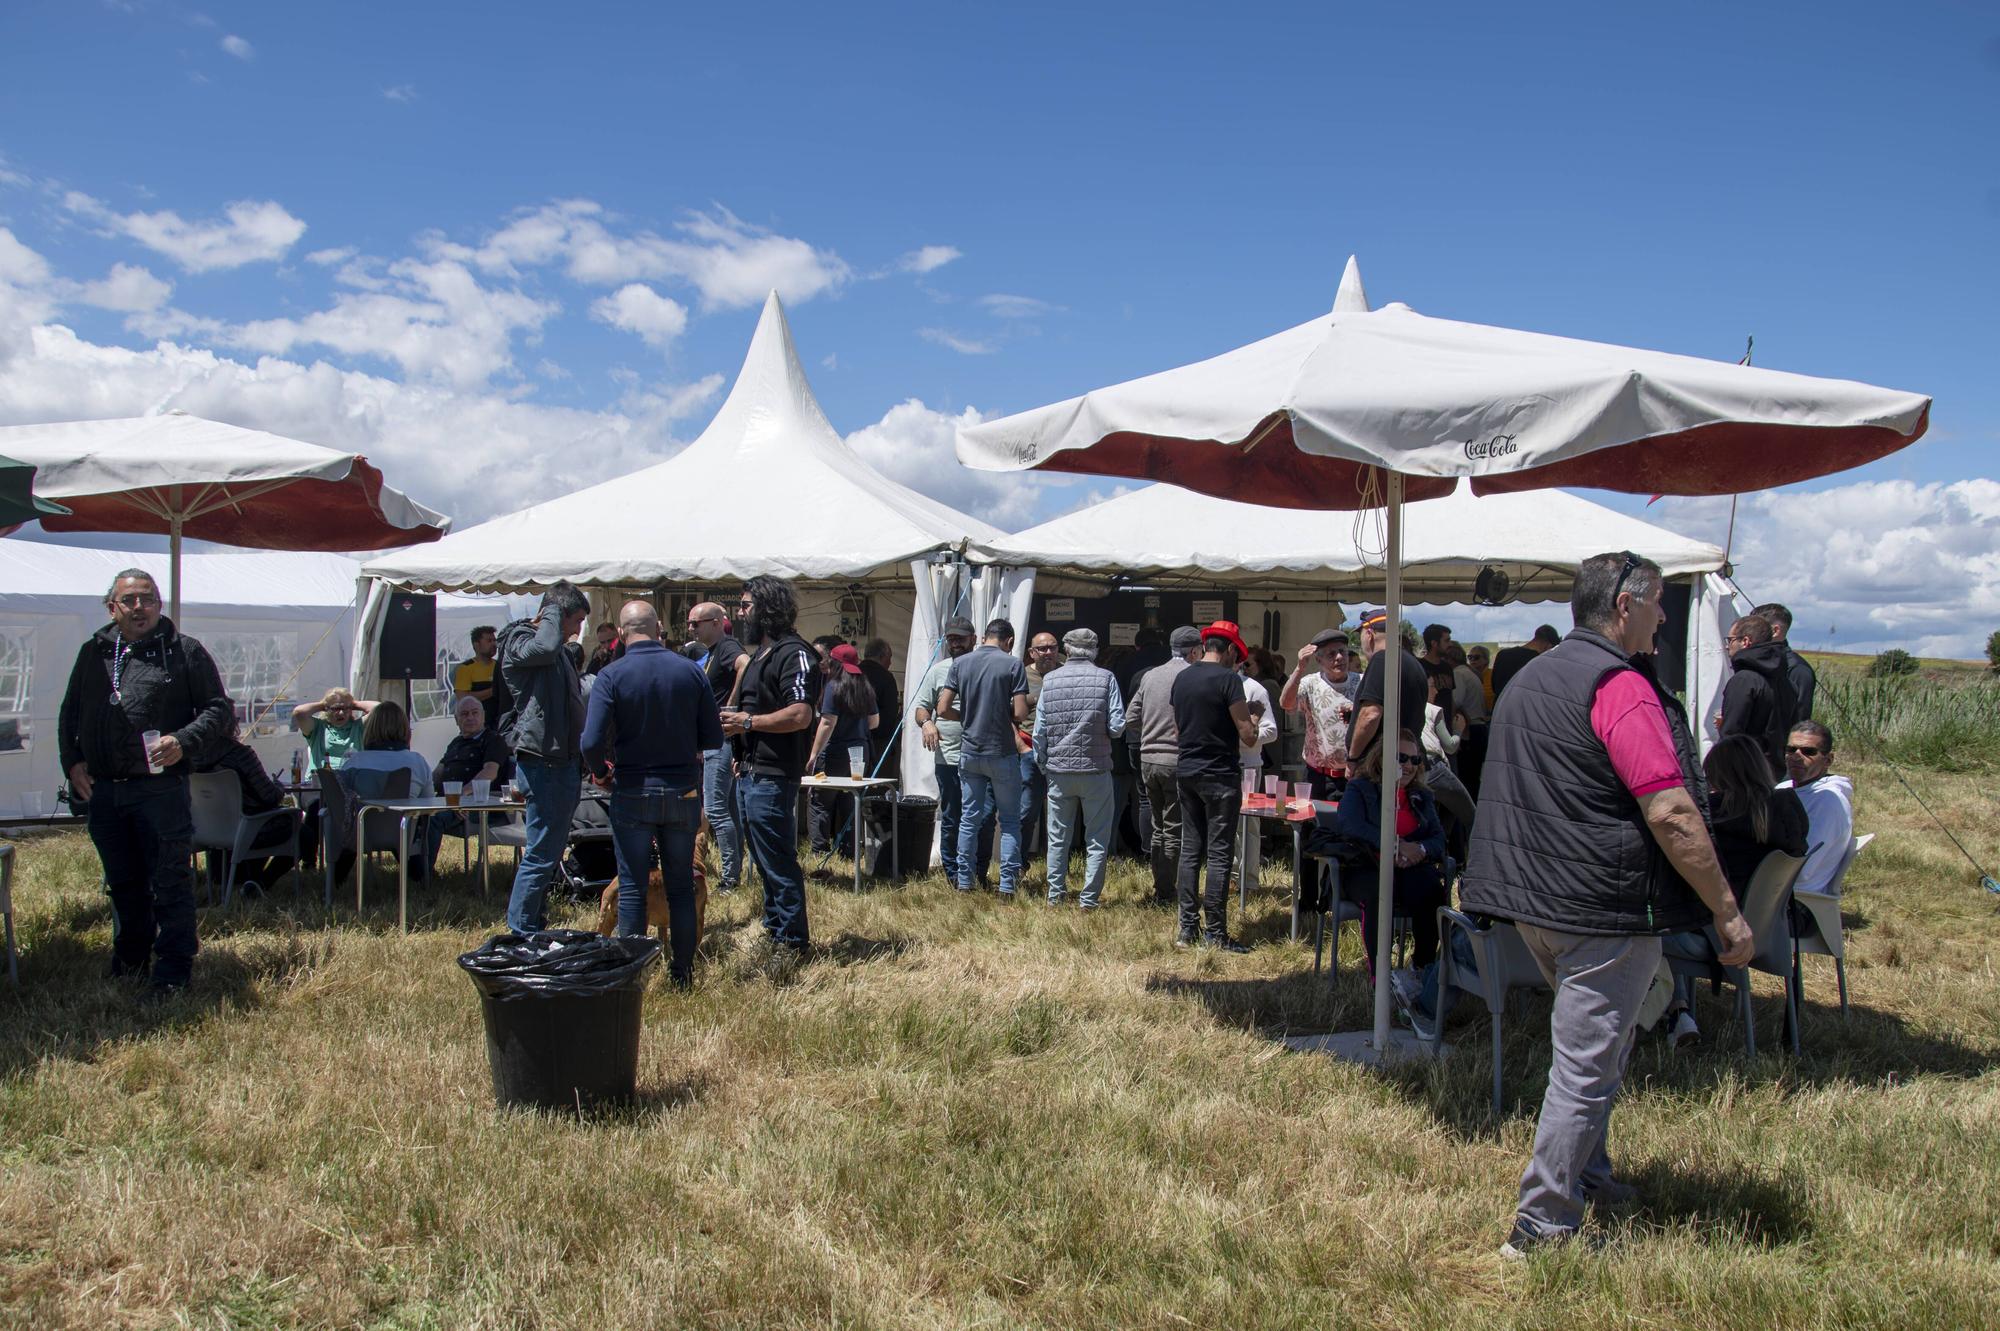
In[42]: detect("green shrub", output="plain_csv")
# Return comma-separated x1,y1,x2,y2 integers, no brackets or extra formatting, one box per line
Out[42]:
1987,629,2000,672
1868,649,1920,678
1817,675,2000,772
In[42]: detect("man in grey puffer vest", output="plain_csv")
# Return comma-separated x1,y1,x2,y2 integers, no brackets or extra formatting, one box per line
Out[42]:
1032,628,1126,909
1460,551,1752,1258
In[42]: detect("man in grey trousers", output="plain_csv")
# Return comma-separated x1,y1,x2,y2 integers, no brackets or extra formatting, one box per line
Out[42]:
1124,625,1202,906
1459,551,1752,1257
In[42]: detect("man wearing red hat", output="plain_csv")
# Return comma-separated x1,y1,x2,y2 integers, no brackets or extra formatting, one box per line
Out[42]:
1168,621,1262,952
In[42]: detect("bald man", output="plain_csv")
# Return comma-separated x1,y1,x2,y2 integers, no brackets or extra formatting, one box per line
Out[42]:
687,599,749,892
582,599,722,984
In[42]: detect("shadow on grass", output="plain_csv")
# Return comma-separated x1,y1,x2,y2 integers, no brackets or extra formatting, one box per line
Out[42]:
1619,1160,1814,1247
820,932,913,967
485,1071,714,1124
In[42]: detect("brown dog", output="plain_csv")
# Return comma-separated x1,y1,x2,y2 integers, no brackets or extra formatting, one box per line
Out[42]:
597,822,710,949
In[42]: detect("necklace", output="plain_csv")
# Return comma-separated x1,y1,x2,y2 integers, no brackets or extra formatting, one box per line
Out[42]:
110,638,133,704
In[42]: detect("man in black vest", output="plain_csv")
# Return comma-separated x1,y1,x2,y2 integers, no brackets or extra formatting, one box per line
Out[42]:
1461,551,1752,1257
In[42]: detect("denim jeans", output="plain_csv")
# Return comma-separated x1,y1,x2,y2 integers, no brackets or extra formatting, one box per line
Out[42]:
1045,769,1115,907
933,760,992,885
738,773,809,948
702,747,742,890
608,781,702,981
1018,751,1046,856
1176,777,1240,938
506,757,582,933
958,751,1024,893
1142,762,1183,904
88,774,198,984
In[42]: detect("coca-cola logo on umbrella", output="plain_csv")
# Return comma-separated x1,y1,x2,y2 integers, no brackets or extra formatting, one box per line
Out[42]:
1462,433,1520,461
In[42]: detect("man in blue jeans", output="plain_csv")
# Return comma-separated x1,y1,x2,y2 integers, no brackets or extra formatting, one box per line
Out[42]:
937,618,1029,897
913,617,991,886
686,601,747,892
719,576,819,956
583,600,721,986
498,580,590,933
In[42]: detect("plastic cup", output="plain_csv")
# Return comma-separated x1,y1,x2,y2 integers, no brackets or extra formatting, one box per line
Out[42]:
1264,775,1282,798
1239,769,1256,798
142,729,164,774
443,781,463,808
469,779,490,804
847,744,867,778
1294,782,1312,805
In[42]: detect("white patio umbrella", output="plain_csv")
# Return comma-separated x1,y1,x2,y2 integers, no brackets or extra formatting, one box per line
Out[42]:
958,257,1930,1058
0,412,450,623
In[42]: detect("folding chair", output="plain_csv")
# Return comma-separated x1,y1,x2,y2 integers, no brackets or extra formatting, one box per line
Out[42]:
1792,832,1872,1020
1434,908,1552,1116
189,769,304,907
1666,850,1806,1057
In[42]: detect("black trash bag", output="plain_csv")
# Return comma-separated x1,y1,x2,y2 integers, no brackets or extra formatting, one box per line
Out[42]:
457,929,660,1000
457,930,662,1111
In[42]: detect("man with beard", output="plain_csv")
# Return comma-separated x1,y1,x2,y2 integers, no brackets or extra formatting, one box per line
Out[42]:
1717,613,1797,772
719,576,819,957
59,568,234,1001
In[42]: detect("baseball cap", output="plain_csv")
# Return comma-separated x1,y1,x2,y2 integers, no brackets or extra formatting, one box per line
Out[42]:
1308,627,1350,649
1201,619,1251,661
1168,625,1203,652
1357,608,1388,630
828,643,863,675
942,616,976,638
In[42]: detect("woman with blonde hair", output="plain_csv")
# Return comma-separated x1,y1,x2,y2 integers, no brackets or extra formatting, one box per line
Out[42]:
1332,727,1449,987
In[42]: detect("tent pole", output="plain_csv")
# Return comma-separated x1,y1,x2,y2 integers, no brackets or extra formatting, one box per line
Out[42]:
1373,471,1403,1051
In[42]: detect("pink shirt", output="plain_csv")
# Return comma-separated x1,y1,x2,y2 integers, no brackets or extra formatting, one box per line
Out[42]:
1590,670,1684,798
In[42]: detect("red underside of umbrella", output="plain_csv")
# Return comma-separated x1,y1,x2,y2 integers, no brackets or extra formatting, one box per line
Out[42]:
1026,408,1927,509
37,462,447,551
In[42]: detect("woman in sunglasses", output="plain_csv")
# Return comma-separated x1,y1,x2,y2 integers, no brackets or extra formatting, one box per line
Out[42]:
1332,728,1449,985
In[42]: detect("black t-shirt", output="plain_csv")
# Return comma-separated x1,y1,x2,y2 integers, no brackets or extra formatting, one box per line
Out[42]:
1356,647,1428,760
738,634,817,780
1169,661,1246,783
703,635,746,707
1491,644,1536,697
434,728,512,791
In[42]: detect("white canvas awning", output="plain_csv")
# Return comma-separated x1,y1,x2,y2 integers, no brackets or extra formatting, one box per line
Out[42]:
363,292,1002,592
973,479,1726,600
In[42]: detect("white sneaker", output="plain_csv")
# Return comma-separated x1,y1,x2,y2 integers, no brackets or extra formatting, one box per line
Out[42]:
1388,967,1422,1012
1669,1010,1700,1050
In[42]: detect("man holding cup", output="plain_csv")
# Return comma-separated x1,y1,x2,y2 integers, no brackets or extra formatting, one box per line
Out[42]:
58,568,234,1001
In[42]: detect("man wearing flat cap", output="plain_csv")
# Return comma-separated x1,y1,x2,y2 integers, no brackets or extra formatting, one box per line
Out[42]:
1126,624,1204,905
1031,627,1126,909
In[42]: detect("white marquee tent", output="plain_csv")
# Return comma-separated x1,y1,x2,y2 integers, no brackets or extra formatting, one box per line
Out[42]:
359,292,1033,796
0,542,522,817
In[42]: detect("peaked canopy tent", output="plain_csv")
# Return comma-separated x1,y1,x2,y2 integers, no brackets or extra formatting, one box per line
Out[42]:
361,292,1032,795
0,412,451,623
958,254,1930,1058
972,478,1745,748
0,542,518,818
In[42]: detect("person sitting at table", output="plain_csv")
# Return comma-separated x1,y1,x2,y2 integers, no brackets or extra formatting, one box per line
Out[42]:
806,644,879,858
1333,727,1449,988
195,734,299,893
425,694,515,864
336,701,433,883
291,686,378,870
1657,734,1808,1048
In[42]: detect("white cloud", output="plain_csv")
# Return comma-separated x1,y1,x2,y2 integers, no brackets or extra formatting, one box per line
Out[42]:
898,245,961,274
821,352,838,370
305,246,357,267
228,257,557,390
977,293,1059,320
918,327,995,356
64,192,306,272
843,398,1071,531
72,262,172,314
468,200,850,310
382,84,419,103
589,283,688,349
0,227,57,364
220,34,254,60
1650,481,2000,658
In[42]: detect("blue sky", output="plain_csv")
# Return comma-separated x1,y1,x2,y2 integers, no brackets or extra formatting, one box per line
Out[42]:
1,2,1994,653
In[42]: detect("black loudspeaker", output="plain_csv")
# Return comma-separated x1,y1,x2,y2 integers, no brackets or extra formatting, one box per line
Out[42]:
378,592,437,680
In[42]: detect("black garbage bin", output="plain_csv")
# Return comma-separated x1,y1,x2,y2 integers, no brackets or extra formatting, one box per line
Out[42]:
867,795,936,881
457,930,661,1111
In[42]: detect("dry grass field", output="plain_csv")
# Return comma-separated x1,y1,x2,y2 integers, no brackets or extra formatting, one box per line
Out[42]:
3,756,1997,1329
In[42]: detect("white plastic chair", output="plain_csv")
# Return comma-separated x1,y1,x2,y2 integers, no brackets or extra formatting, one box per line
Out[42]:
189,770,304,907
1792,832,1872,1020
1666,850,1807,1057
1434,908,1552,1116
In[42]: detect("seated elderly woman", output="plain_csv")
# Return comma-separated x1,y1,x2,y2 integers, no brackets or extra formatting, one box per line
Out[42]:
1332,727,1449,988
334,701,434,883
425,694,515,862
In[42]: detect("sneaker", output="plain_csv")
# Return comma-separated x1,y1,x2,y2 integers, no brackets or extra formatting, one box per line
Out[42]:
1388,967,1423,1013
1044,894,1066,907
1669,1010,1700,1050
1173,929,1197,950
1498,1220,1590,1261
997,888,1016,900
1395,1001,1438,1043
1201,934,1252,955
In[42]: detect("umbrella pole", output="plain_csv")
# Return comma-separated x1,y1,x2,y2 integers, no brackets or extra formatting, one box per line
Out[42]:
169,501,184,626
1373,472,1403,1051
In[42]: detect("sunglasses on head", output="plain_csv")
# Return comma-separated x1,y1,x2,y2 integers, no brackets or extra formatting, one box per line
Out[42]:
1785,744,1822,757
1611,550,1642,603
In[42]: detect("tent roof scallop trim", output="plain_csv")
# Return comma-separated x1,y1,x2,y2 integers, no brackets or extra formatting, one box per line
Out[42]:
364,292,1003,592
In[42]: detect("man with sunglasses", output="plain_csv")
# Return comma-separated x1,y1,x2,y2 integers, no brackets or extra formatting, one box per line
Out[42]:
1461,551,1752,1258
59,568,234,1002
1778,720,1853,894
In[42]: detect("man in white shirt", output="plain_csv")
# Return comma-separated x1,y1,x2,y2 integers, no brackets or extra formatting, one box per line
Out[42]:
1280,627,1358,800
1778,719,1854,893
